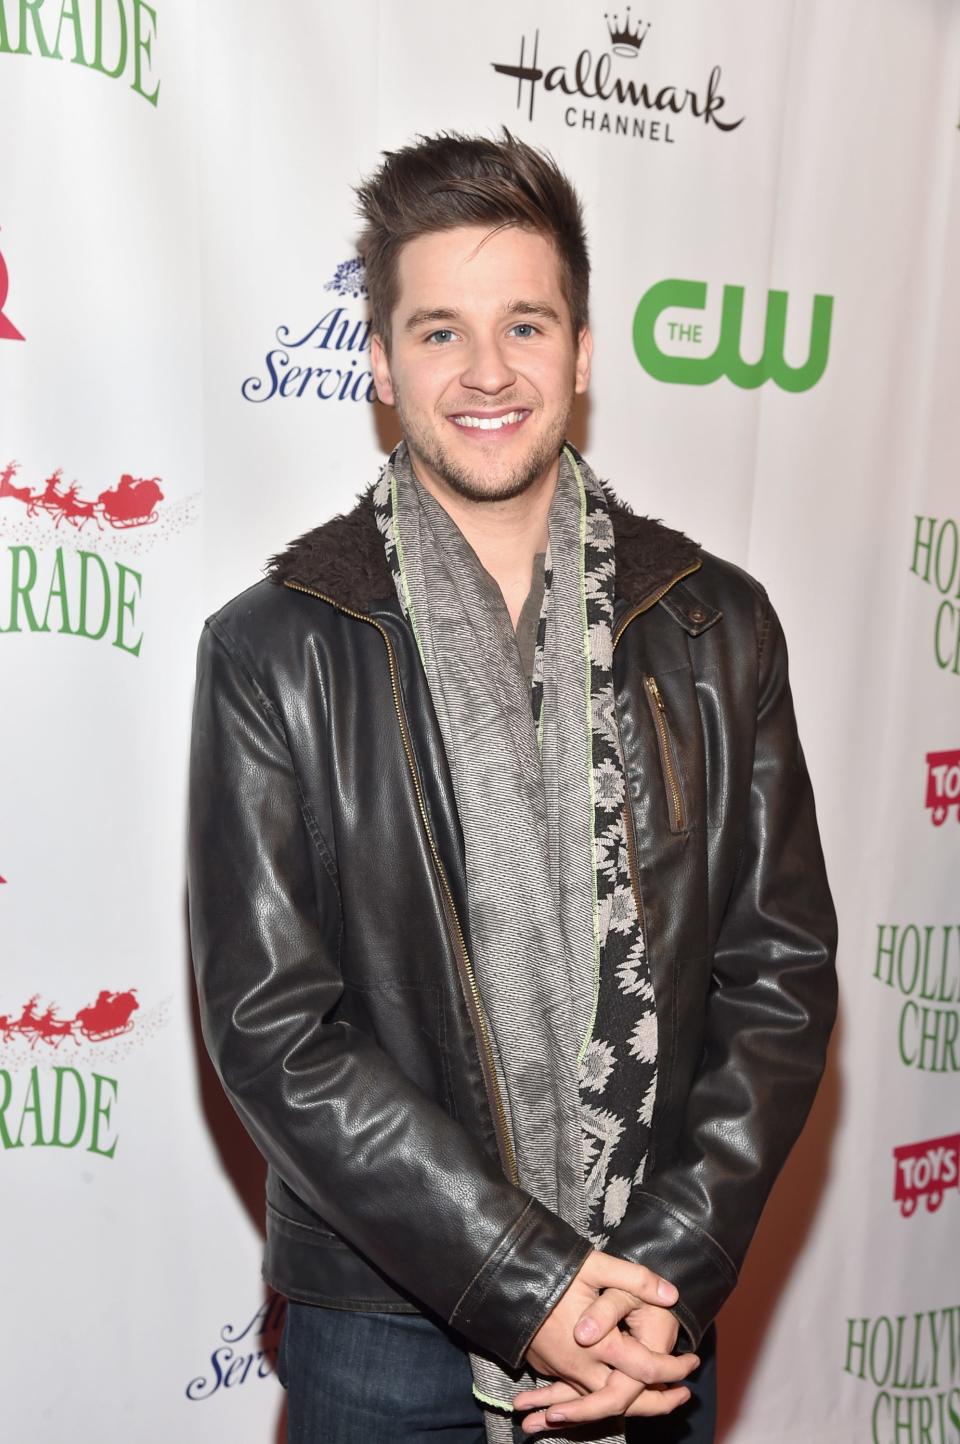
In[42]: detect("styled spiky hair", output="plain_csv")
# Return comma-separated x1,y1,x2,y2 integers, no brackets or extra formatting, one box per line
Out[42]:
355,129,590,346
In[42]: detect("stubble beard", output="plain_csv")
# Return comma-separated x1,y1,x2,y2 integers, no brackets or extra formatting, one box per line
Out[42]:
393,389,574,505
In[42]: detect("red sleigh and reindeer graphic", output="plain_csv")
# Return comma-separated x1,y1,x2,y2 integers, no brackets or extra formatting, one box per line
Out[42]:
0,990,139,1049
0,460,163,531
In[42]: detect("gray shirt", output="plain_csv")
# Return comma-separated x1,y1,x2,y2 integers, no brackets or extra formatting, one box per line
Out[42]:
512,551,547,686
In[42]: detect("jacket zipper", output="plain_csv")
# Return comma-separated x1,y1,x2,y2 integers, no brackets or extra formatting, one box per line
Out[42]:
282,580,519,1186
611,562,699,835
643,676,686,833
611,561,702,648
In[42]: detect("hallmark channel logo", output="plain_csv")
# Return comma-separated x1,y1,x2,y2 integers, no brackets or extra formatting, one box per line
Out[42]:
633,279,834,392
0,0,160,106
843,1306,960,1442
186,1292,286,1401
911,516,960,677
893,1134,960,1218
491,9,744,145
0,235,24,341
925,751,960,825
873,924,960,1074
242,257,376,406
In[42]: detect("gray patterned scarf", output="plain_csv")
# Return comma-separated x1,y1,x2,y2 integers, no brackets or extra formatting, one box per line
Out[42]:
374,443,657,1443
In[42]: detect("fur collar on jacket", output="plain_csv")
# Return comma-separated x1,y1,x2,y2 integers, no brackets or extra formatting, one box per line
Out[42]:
265,471,699,614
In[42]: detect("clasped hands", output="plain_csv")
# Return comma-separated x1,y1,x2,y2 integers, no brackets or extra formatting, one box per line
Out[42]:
514,1250,699,1434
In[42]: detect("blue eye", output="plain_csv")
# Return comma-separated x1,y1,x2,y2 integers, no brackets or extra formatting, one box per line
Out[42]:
510,323,538,339
427,329,455,344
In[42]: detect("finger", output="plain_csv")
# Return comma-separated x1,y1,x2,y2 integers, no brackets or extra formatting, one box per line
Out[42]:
525,1346,608,1395
512,1382,580,1412
519,1408,566,1437
580,1252,679,1310
515,1383,582,1433
573,1286,638,1346
571,1361,611,1394
543,1371,645,1426
545,1376,695,1427
628,1307,681,1355
597,1331,700,1386
625,1384,694,1418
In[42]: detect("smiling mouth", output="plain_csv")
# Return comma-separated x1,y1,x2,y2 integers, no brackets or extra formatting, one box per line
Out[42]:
449,409,530,432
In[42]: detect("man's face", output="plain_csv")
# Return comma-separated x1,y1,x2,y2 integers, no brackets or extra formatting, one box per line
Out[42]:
370,225,592,504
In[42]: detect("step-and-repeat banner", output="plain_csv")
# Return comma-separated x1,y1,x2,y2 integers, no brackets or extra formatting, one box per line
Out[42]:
2,3,958,1440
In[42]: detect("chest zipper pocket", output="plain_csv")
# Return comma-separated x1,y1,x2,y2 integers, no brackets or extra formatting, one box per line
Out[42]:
643,675,687,834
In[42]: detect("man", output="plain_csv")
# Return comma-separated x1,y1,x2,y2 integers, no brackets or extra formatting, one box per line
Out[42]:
188,132,838,1444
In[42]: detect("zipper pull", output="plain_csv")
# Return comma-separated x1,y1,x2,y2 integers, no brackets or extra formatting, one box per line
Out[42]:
646,675,666,711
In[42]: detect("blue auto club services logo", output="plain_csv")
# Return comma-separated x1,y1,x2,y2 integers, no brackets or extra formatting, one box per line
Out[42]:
241,258,376,405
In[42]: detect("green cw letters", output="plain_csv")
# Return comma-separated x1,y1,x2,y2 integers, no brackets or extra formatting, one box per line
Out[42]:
633,279,833,392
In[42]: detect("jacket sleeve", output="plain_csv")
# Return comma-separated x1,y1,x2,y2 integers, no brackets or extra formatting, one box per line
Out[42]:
607,591,839,1350
187,618,590,1369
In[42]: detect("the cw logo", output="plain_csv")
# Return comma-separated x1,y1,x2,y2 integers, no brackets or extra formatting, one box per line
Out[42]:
633,279,833,392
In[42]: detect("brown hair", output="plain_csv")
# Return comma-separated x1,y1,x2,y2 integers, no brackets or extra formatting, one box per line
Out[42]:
355,129,590,348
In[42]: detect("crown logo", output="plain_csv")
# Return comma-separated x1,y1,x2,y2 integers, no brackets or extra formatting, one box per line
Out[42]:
604,8,650,57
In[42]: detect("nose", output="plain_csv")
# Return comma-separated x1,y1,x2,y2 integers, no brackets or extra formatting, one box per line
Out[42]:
459,332,517,394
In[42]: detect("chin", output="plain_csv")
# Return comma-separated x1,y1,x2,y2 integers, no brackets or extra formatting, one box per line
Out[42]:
395,392,571,504
441,451,558,504
425,429,568,505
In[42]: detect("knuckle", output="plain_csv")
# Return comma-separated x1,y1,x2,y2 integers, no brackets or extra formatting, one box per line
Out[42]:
613,1390,643,1418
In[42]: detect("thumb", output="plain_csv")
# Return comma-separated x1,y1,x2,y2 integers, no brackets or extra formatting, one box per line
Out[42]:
573,1286,639,1346
576,1253,678,1335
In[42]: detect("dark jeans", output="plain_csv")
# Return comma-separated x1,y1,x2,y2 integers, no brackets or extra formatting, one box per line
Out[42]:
278,1301,717,1444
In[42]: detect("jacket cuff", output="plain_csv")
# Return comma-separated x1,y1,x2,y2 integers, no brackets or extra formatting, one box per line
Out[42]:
607,1191,738,1351
449,1199,592,1370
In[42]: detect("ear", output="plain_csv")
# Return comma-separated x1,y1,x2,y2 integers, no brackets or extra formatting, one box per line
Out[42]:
370,334,396,406
574,325,593,395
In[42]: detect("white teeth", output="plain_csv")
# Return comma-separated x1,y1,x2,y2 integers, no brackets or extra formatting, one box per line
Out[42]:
451,410,524,430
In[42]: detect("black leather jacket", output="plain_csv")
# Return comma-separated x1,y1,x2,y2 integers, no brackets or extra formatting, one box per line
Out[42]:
188,476,837,1367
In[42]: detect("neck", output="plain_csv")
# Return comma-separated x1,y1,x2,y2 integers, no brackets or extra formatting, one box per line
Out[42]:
407,451,558,627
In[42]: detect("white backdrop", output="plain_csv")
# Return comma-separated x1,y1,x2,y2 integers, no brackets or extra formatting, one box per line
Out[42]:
2,3,958,1440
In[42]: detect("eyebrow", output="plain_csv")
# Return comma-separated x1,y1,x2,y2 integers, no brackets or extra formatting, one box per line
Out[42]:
507,300,563,324
402,300,563,333
403,307,460,333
